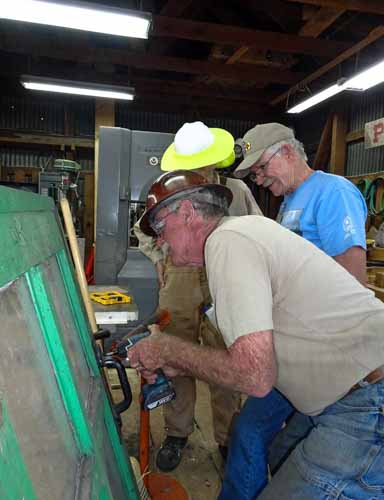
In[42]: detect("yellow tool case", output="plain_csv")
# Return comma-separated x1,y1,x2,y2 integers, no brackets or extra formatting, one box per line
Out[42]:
90,291,132,305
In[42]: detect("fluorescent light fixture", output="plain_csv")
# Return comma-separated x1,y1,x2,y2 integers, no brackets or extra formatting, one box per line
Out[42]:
21,76,135,101
345,60,384,91
287,83,344,114
288,58,384,114
1,0,152,39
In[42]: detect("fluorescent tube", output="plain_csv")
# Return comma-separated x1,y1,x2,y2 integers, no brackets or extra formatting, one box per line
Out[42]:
344,60,384,91
21,76,135,101
1,0,152,39
287,58,384,114
287,83,344,114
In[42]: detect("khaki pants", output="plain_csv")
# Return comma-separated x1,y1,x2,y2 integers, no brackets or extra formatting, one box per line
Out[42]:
158,259,241,446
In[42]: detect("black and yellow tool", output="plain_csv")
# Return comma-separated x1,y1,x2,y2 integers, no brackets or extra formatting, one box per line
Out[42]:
90,291,132,305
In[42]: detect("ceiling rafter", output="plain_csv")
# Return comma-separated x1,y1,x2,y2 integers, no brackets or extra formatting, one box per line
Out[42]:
147,0,199,56
271,25,384,106
152,16,349,56
205,3,344,85
240,0,302,33
299,7,346,36
286,0,384,16
132,77,274,102
0,33,304,84
159,0,195,16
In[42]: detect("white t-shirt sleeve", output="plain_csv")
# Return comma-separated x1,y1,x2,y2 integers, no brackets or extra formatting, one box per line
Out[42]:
205,229,274,347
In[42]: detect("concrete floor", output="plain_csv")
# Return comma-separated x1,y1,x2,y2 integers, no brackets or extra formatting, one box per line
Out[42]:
110,368,224,500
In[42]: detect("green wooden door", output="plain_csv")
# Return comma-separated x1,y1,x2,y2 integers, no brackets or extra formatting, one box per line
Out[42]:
0,186,140,500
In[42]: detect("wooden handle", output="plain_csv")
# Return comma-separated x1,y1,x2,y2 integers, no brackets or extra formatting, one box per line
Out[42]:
60,198,98,334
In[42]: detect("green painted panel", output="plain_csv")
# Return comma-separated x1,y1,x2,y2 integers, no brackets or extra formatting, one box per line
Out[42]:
0,399,37,500
57,249,100,376
0,202,63,286
26,266,94,455
0,185,53,213
103,396,140,500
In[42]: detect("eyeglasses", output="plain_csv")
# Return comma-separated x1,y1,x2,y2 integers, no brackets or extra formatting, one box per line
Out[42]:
150,210,174,236
249,148,281,182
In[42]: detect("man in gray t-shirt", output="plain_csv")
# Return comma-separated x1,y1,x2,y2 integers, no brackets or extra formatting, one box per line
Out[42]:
127,170,384,499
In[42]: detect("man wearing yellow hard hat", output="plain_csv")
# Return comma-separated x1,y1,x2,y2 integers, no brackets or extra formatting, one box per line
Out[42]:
134,121,262,471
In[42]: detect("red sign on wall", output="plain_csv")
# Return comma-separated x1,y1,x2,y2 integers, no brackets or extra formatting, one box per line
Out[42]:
365,118,384,149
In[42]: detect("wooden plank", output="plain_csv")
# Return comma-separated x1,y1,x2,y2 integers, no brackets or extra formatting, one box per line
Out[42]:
226,47,250,65
286,0,384,16
0,130,94,148
94,100,114,243
133,77,273,102
159,0,195,17
152,16,349,56
330,110,347,175
148,0,199,56
272,25,384,106
299,7,346,37
346,128,364,143
313,112,334,170
241,0,301,33
345,128,365,143
206,4,342,85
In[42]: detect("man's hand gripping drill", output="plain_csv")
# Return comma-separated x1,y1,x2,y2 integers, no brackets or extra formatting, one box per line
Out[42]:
107,310,177,411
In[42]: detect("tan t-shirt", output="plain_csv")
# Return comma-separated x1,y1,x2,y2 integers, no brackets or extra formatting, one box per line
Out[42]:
205,216,384,415
134,176,262,264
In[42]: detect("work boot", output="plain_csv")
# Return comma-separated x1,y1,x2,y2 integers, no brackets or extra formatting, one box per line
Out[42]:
156,436,188,472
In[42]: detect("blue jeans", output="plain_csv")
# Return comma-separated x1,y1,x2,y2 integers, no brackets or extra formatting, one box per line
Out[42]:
219,389,294,500
222,381,384,499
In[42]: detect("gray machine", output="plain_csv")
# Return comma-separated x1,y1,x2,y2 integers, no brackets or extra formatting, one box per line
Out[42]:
95,127,174,322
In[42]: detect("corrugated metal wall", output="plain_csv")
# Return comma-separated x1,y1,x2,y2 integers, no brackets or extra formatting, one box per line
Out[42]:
0,95,94,135
346,87,384,176
116,104,255,139
291,85,384,176
1,95,256,171
0,95,94,171
3,87,384,176
0,95,65,133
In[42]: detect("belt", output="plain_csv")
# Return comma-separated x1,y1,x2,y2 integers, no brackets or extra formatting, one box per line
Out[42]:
348,366,384,395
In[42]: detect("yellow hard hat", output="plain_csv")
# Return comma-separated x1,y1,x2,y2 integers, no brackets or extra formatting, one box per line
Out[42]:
161,121,234,171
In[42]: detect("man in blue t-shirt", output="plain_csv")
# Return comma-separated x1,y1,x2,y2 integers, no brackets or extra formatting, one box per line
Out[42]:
218,123,367,500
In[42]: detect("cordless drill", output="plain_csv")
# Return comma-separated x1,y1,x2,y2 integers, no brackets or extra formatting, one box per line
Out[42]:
107,311,176,411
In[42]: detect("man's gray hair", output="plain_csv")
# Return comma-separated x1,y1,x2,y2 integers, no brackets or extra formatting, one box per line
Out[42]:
267,138,308,161
165,187,230,218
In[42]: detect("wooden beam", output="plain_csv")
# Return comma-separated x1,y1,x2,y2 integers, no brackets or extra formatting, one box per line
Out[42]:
133,77,274,102
286,0,384,16
240,0,301,33
226,47,250,65
299,7,346,37
0,130,94,148
159,0,195,16
271,25,384,106
116,98,278,121
346,128,364,143
203,4,342,85
133,92,270,116
94,100,114,241
152,16,349,56
0,35,304,84
149,0,199,56
330,110,347,175
313,112,334,170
